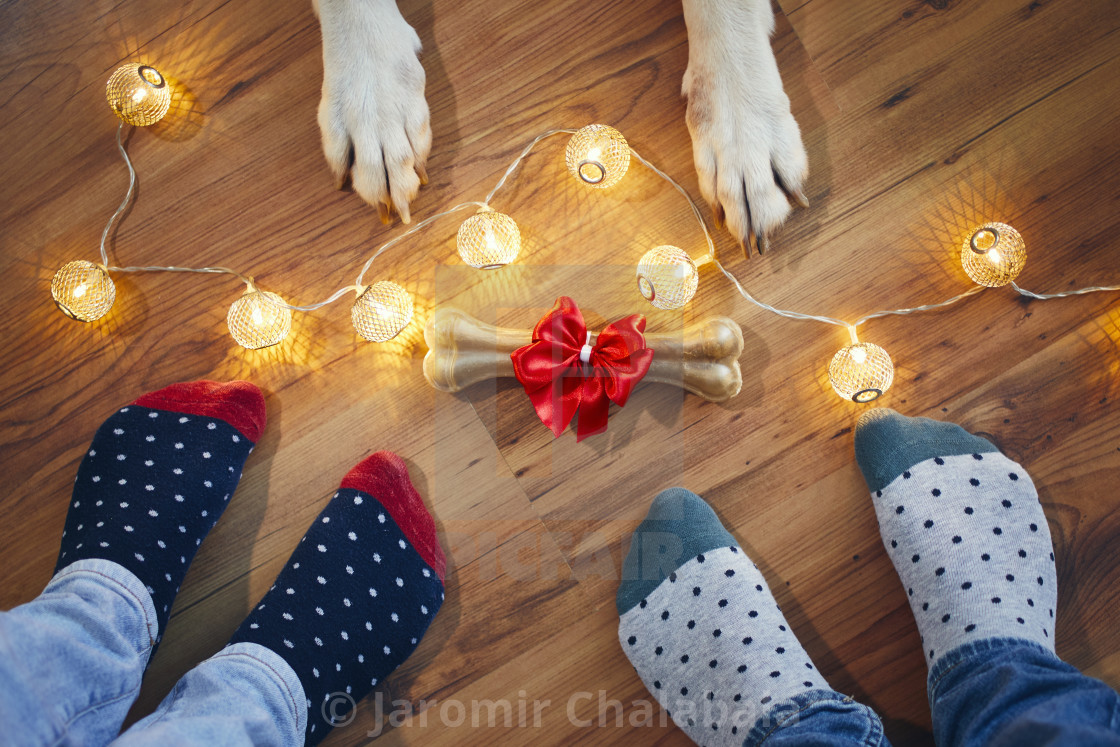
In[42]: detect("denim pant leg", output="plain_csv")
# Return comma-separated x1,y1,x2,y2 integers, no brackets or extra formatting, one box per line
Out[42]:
929,637,1120,746
110,642,306,746
0,559,157,746
743,689,892,747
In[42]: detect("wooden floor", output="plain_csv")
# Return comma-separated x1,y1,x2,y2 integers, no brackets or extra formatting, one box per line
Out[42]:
2,0,1119,743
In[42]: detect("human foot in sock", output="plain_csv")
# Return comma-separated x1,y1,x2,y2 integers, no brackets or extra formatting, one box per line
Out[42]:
229,451,445,745
617,488,828,744
56,380,265,641
854,408,1057,667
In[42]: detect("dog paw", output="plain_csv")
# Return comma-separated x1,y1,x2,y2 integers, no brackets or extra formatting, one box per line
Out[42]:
682,8,807,254
315,0,431,223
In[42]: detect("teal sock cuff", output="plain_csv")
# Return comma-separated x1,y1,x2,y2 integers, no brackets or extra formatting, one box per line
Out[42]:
616,488,737,616
854,409,998,493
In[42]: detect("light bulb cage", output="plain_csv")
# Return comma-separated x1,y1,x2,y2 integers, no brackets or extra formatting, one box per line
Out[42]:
227,289,292,349
565,124,630,189
51,260,116,322
456,210,521,269
636,245,699,310
828,342,894,403
351,281,414,342
961,222,1026,287
106,63,171,127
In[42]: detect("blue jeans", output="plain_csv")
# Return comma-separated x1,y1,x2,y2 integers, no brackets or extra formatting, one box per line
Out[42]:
745,639,1120,746
0,559,305,746
3,564,1119,745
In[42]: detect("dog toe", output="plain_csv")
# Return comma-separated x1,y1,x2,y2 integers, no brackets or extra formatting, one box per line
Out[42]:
317,2,431,222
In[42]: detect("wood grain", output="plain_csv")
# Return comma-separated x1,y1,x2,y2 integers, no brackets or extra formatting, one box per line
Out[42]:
0,0,1117,744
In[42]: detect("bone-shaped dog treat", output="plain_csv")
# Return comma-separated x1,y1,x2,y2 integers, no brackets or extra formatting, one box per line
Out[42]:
423,307,744,402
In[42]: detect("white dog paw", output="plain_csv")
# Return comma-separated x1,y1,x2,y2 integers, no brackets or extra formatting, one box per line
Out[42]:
315,0,431,223
682,5,808,254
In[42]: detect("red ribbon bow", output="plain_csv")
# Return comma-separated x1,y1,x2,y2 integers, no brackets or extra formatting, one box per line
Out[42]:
511,297,654,441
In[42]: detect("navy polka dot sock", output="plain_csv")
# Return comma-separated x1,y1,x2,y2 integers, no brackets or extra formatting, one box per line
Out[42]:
228,451,445,746
54,380,266,643
616,488,831,744
855,408,1057,668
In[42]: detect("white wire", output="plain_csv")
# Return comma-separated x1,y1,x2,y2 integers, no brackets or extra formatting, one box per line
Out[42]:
629,148,716,260
629,142,1120,336
630,145,854,328
485,129,576,205
352,130,576,287
98,125,386,311
712,260,852,328
108,264,249,283
853,285,987,326
352,131,577,288
99,122,136,268
108,264,360,311
354,201,487,288
93,124,1119,328
283,285,363,312
1012,282,1120,300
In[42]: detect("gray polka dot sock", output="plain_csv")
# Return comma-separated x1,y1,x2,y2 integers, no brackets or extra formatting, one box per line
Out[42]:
617,488,830,744
855,408,1057,668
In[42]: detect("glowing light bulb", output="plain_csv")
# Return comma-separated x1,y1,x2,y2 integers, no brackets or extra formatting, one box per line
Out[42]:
566,124,630,188
636,245,699,310
828,342,894,403
227,289,291,349
456,210,521,268
51,260,116,322
351,281,413,342
106,63,171,127
961,222,1026,287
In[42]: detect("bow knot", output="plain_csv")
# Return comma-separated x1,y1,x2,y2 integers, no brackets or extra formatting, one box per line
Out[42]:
579,331,594,364
511,297,654,441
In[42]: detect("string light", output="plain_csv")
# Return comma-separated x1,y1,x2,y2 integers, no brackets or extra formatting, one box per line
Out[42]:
961,222,1026,287
106,63,171,127
53,93,1119,401
636,245,699,310
51,260,116,322
456,209,521,269
351,281,413,342
566,124,630,188
227,289,292,349
828,330,895,403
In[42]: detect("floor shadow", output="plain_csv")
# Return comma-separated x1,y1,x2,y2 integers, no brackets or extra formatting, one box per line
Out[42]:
405,0,461,217
337,454,462,741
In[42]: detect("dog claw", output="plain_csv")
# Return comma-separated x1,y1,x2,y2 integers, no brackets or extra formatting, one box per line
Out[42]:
757,233,769,255
416,160,429,186
378,202,391,224
793,189,809,209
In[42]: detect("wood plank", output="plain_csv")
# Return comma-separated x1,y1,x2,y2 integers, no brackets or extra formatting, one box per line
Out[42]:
0,0,1117,744
779,0,1120,112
